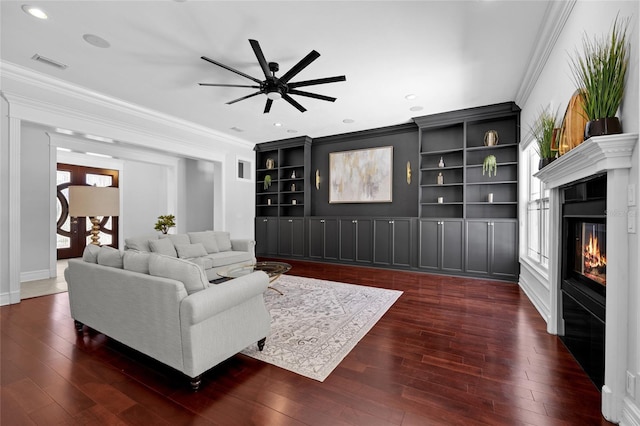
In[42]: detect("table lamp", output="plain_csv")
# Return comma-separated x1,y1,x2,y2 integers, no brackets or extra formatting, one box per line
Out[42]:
68,185,120,246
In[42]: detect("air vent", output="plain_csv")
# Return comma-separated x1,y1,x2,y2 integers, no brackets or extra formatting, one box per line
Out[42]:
230,127,244,132
31,54,68,70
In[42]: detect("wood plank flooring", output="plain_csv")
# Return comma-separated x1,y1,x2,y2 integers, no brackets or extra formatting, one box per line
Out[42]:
1,259,612,425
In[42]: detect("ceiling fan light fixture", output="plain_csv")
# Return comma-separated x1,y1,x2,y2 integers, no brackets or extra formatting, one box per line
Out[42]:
267,90,282,100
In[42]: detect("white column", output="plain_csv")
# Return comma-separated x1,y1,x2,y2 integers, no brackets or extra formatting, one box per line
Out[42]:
547,187,562,335
8,116,21,304
602,167,631,423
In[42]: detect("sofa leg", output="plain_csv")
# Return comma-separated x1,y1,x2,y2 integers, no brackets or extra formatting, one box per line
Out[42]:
257,337,266,351
74,320,84,332
190,375,202,391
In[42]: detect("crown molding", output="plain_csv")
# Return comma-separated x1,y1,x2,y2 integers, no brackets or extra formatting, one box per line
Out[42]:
0,61,254,151
515,0,576,107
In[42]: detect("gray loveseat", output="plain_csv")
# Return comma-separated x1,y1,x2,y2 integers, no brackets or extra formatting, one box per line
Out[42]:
65,245,271,389
124,231,255,280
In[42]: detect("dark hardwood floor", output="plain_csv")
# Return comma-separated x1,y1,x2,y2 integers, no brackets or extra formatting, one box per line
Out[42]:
2,259,611,425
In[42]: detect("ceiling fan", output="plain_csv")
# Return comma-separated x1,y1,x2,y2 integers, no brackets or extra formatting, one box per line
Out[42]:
199,39,346,113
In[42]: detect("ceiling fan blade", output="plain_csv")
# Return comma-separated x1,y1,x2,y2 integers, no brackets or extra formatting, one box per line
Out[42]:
201,56,263,84
199,83,261,88
288,89,336,102
249,39,271,79
279,50,321,83
226,91,263,105
264,99,273,114
282,94,307,113
288,75,346,88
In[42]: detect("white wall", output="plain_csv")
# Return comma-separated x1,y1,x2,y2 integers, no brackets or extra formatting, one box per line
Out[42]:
20,124,51,276
123,160,170,238
0,96,10,296
519,1,639,423
184,158,215,232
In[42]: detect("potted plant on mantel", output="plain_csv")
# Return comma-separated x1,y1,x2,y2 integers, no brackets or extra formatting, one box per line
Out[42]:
529,107,558,169
569,15,630,139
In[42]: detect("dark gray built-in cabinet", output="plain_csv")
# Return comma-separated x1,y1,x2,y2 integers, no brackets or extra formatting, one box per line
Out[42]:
254,103,520,281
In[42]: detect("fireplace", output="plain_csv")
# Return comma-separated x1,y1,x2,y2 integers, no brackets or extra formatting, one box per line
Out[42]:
561,174,606,388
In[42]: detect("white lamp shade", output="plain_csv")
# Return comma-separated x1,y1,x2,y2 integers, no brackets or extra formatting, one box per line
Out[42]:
68,186,120,217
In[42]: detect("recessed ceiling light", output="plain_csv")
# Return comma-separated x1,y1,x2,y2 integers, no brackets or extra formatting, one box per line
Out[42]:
405,94,417,100
83,34,110,49
22,5,48,19
342,119,355,124
410,106,424,112
273,122,283,127
86,152,112,158
56,147,72,152
85,134,114,143
55,128,74,135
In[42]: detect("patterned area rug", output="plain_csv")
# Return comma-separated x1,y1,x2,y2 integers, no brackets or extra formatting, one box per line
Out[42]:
241,275,402,381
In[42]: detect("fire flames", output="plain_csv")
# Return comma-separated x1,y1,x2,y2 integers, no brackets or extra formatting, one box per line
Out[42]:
582,231,606,285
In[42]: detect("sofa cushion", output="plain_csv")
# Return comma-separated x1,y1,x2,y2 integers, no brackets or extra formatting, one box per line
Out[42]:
123,250,151,274
160,233,190,247
149,238,177,257
213,231,233,252
82,244,101,263
148,254,209,294
188,231,219,254
206,251,253,267
175,243,208,259
124,234,158,252
97,246,124,268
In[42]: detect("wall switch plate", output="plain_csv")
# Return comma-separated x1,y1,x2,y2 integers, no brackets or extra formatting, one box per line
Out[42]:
629,184,637,206
627,371,636,398
629,209,637,234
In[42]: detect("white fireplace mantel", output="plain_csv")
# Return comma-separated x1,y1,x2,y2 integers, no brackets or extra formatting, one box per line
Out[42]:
534,133,638,424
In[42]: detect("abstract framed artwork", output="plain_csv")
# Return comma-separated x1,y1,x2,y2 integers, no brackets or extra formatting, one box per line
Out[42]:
329,146,393,203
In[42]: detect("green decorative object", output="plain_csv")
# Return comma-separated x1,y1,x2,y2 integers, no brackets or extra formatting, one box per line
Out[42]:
263,174,272,190
482,155,497,177
569,15,629,137
529,107,558,162
154,214,176,234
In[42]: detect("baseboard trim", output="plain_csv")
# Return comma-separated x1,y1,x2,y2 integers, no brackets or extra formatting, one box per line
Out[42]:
20,269,50,282
0,290,20,306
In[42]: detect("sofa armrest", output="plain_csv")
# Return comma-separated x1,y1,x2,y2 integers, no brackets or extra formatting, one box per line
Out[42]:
180,271,268,325
231,239,255,254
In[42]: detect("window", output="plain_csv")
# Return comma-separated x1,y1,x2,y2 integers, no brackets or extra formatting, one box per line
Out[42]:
525,144,549,268
237,157,252,181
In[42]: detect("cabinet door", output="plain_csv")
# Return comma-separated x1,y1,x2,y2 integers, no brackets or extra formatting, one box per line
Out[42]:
339,218,356,261
491,220,518,279
373,219,392,265
355,219,373,263
291,218,305,257
392,219,412,267
308,218,325,259
278,218,293,256
419,219,440,270
441,220,464,272
465,220,490,275
255,217,278,256
324,218,339,260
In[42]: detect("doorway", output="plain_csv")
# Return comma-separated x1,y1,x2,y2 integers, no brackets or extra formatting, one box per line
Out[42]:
56,163,119,259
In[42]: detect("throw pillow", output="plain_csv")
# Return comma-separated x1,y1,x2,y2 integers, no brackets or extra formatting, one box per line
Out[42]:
148,254,209,294
82,244,101,263
123,250,151,274
97,246,124,269
149,238,177,257
188,231,219,254
124,234,158,252
214,231,233,252
175,243,208,259
160,233,190,247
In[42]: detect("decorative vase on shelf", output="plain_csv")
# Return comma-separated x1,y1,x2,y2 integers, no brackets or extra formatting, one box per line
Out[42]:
438,157,445,168
266,158,275,169
484,130,499,146
437,173,443,185
291,170,296,178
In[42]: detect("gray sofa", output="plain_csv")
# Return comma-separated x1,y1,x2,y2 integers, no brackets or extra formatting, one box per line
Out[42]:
65,245,271,389
124,231,255,280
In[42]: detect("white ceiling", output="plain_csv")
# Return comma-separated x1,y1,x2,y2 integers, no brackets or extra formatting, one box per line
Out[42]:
1,1,551,145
